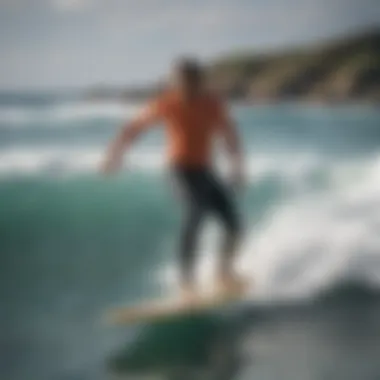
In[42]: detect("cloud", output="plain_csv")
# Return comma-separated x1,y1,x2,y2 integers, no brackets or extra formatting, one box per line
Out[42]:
0,0,27,8
52,0,92,11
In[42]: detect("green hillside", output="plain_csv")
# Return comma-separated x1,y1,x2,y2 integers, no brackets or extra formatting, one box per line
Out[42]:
208,29,380,103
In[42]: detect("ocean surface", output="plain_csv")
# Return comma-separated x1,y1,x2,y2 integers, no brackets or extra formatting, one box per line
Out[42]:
1,92,380,380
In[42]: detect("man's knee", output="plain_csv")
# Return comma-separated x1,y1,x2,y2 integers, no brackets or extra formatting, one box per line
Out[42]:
221,207,241,235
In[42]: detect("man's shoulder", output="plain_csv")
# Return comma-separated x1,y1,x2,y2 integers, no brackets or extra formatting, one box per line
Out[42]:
145,90,175,115
155,90,179,108
202,91,227,114
203,90,225,105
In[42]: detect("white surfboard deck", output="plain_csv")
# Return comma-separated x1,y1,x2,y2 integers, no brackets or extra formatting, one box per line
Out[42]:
106,286,249,325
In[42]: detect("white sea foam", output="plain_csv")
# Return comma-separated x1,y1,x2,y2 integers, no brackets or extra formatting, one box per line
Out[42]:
0,145,325,180
158,153,380,301
0,101,141,126
2,143,379,301
0,146,168,176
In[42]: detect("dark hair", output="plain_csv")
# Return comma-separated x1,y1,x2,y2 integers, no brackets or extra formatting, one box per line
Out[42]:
174,57,204,84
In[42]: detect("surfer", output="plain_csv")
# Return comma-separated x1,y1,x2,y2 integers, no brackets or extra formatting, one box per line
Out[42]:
101,58,246,299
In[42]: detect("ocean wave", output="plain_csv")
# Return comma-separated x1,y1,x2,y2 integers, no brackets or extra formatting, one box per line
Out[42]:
0,146,164,176
2,145,380,305
0,101,141,127
158,152,380,302
0,145,377,190
0,146,322,178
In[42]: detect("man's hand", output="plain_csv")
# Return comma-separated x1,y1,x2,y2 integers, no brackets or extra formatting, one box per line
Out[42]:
100,155,122,175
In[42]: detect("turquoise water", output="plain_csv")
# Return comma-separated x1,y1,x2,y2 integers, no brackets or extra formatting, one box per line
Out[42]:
1,94,380,380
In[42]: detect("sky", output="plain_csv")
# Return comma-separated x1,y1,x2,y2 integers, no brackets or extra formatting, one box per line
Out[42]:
0,0,379,89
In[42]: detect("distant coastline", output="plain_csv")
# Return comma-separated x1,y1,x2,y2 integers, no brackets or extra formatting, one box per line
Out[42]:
84,29,380,105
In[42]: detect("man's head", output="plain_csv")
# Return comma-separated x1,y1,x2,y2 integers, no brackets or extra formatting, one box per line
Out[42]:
171,57,205,98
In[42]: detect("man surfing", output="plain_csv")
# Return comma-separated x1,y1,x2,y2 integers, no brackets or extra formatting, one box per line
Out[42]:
101,58,246,299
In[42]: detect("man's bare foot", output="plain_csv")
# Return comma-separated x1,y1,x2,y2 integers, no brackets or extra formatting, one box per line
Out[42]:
216,273,249,296
179,282,198,303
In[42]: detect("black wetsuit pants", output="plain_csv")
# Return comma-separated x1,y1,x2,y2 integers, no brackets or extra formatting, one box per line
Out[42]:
172,165,241,283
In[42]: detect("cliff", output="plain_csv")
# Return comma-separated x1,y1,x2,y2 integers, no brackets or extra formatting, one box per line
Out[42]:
208,29,380,103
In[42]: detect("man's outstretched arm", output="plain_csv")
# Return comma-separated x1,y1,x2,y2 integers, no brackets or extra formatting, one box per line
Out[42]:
101,101,161,174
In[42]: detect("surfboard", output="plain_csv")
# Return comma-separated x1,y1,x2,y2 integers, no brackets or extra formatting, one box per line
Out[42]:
106,286,248,325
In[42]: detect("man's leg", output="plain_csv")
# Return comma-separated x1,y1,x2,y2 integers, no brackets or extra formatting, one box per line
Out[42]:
179,201,204,296
173,168,207,297
205,171,245,291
